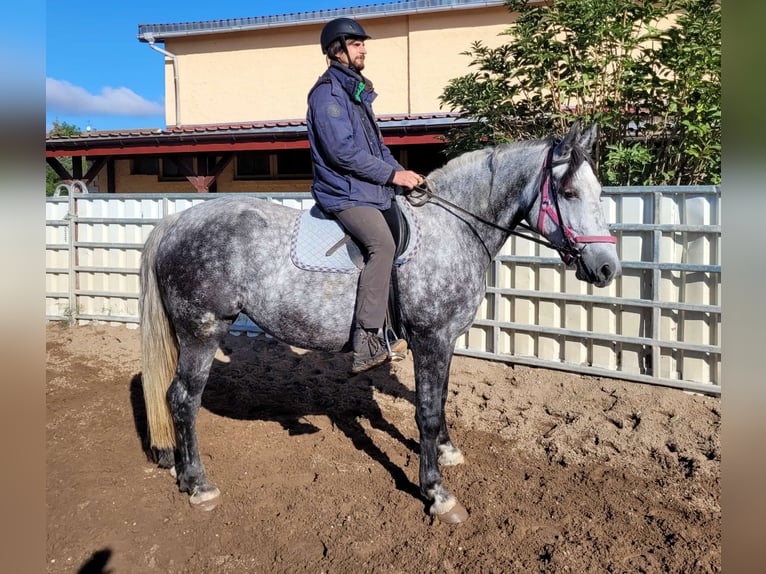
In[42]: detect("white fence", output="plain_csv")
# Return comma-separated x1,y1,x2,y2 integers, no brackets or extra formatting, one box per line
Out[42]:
46,187,721,395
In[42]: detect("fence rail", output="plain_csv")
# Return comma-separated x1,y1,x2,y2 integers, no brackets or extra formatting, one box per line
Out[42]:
46,187,721,395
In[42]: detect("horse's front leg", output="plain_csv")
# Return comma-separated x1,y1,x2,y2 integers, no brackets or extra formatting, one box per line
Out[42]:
412,336,469,523
437,422,465,467
437,375,465,467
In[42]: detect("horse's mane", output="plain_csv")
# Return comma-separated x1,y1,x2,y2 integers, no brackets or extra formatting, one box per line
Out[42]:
426,138,544,183
425,135,594,194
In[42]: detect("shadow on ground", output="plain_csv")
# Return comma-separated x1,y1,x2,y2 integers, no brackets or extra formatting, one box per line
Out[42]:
129,333,422,501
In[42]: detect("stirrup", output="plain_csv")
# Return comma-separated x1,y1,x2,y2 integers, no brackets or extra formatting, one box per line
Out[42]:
383,326,407,361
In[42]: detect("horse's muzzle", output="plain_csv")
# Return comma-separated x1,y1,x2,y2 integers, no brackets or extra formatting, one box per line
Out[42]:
575,250,621,287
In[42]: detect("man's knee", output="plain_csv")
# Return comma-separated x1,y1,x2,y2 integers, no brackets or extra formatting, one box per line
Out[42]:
376,233,396,259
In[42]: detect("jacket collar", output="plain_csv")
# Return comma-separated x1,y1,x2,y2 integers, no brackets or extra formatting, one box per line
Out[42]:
327,62,373,103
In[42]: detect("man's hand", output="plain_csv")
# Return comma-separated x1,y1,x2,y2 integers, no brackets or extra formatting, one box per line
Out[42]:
392,170,424,190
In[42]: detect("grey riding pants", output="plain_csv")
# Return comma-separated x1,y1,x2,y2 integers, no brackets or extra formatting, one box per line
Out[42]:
335,206,396,330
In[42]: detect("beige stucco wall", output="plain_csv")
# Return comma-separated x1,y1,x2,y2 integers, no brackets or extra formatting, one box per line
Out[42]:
161,4,513,126
407,7,514,112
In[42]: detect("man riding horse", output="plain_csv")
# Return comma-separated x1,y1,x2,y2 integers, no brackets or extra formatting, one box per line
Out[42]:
306,17,422,373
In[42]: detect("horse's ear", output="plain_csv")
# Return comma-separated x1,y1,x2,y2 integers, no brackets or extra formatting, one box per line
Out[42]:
578,123,598,154
554,121,582,159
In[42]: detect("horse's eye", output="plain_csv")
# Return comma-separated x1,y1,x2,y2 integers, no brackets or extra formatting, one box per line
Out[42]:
563,187,578,199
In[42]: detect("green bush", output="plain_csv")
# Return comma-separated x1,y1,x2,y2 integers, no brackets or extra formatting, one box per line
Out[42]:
439,0,720,185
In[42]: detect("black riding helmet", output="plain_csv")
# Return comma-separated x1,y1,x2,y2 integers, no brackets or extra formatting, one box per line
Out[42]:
320,17,371,55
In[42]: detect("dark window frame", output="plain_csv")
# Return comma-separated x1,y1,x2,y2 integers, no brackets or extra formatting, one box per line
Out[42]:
130,156,159,176
234,149,313,180
274,149,313,179
234,152,272,180
159,156,195,181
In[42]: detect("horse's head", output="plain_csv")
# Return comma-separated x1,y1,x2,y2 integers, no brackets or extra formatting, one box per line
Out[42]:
531,122,621,288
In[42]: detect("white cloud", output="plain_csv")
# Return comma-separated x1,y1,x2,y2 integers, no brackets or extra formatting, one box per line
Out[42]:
46,77,163,116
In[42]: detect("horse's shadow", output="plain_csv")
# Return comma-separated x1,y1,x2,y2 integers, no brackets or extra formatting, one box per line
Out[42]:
129,332,422,500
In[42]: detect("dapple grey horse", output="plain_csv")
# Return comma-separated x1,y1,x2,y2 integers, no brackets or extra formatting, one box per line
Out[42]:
139,122,620,523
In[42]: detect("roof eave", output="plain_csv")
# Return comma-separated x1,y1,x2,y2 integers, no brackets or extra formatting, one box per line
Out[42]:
45,115,474,157
137,0,509,43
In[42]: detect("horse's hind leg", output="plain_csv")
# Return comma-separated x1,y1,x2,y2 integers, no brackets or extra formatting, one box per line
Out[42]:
167,332,224,511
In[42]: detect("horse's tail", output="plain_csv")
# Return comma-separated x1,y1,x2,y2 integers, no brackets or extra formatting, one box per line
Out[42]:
139,213,182,451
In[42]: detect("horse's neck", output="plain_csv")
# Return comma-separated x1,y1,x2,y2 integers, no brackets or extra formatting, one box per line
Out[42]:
426,143,544,255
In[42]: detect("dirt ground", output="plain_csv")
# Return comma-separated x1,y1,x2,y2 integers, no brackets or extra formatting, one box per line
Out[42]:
46,323,720,573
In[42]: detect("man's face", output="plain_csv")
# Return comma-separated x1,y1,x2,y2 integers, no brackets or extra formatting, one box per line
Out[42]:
340,38,366,71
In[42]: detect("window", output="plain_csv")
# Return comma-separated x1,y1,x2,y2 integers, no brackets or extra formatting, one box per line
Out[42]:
131,157,159,175
235,152,271,179
390,144,448,175
160,156,195,180
276,149,312,179
235,150,313,180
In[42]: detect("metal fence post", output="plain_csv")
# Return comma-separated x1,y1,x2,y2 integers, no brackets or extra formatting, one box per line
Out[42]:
66,192,77,325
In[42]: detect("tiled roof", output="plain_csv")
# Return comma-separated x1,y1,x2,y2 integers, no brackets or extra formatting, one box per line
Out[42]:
47,127,166,141
137,0,507,42
46,113,469,143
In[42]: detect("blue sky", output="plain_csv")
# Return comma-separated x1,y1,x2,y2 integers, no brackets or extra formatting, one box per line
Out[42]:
45,1,370,132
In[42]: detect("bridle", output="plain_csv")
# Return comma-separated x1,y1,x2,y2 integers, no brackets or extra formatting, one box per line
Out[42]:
407,142,616,265
533,144,616,264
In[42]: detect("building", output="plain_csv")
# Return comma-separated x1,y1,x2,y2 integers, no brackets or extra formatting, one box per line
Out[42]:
45,0,516,193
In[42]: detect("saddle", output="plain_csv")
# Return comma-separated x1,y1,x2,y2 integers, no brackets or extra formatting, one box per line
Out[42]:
290,197,419,343
290,196,417,273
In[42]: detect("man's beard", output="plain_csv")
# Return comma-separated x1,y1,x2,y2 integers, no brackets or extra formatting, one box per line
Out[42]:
353,57,365,71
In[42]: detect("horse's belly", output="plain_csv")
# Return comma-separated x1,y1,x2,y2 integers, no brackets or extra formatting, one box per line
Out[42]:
240,267,358,353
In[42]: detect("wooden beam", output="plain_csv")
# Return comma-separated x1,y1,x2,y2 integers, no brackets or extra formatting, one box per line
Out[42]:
186,175,215,193
107,158,116,193
72,157,83,179
83,157,107,183
196,153,209,176
210,153,234,178
45,134,444,157
381,134,444,146
167,155,196,178
47,139,312,156
46,157,72,180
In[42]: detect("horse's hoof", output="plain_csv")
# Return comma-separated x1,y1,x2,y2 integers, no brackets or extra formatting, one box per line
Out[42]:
189,486,221,511
435,502,469,524
168,466,177,479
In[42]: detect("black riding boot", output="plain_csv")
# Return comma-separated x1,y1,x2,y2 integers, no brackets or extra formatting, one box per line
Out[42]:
351,328,388,373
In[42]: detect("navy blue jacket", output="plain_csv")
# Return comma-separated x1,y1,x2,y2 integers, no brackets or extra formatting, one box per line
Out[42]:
307,62,403,213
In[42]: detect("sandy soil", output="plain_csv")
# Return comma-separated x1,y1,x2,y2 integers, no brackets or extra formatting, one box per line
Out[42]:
46,323,720,573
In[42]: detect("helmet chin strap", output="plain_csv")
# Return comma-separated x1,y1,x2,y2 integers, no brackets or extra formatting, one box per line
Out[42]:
331,36,361,74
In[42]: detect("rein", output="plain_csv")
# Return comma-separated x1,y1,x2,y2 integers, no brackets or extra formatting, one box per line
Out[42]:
407,144,616,264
